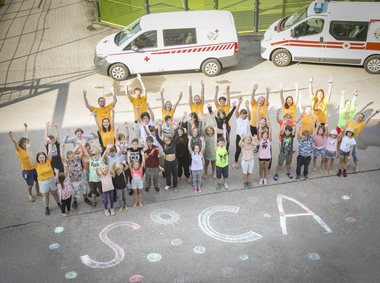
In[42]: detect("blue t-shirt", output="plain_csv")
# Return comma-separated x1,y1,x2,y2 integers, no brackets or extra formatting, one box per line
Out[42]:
162,124,171,135
107,155,120,169
298,136,313,157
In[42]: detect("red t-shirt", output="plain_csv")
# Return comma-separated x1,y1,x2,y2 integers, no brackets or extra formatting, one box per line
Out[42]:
145,145,159,168
279,120,294,141
82,149,93,171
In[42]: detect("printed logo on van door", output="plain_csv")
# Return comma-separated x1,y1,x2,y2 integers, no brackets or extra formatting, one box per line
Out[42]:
374,28,380,41
207,29,219,41
342,42,351,49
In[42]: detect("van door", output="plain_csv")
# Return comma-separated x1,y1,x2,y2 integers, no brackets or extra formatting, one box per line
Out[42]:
321,21,369,65
289,18,325,62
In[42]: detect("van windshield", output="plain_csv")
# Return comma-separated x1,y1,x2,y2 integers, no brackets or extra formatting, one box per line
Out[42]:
115,19,141,46
281,4,308,31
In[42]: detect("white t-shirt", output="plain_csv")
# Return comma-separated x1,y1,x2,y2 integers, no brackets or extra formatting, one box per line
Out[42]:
139,119,155,142
340,136,356,153
191,152,203,171
236,117,251,136
116,141,130,163
152,136,164,158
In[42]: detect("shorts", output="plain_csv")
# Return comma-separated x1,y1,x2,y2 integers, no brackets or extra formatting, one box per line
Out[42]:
39,176,57,193
278,154,292,166
324,151,337,159
313,147,325,157
278,140,282,152
259,158,270,162
216,165,228,179
71,179,89,197
84,170,90,184
339,150,350,157
89,181,103,195
241,159,254,174
131,177,143,189
22,169,38,187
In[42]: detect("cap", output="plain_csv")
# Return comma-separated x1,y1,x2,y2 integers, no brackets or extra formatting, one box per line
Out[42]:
330,129,338,135
91,151,99,155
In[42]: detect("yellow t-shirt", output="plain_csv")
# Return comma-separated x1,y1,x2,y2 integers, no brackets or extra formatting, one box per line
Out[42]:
250,101,269,127
99,128,115,146
282,104,297,121
217,104,231,126
190,102,204,116
311,96,330,123
91,103,113,126
131,96,147,121
162,108,175,120
300,115,319,137
35,158,54,181
347,120,364,137
16,148,35,171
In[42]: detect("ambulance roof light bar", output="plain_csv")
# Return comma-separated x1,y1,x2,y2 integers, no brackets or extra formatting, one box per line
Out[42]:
314,0,325,13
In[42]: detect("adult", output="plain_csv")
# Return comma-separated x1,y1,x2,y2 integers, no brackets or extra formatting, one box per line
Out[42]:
62,127,97,148
298,93,319,137
188,80,205,115
44,120,64,173
26,138,61,215
83,86,117,147
94,107,115,153
346,109,380,173
250,84,270,137
337,89,358,134
160,88,183,120
126,74,148,137
8,123,42,202
309,76,333,126
215,85,231,146
279,82,299,121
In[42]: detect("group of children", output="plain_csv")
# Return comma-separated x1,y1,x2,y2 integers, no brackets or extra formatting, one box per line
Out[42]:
11,75,380,217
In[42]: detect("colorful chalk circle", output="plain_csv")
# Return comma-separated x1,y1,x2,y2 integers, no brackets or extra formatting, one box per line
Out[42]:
65,271,78,279
147,253,162,262
129,275,144,282
308,253,320,260
222,268,239,278
171,238,183,245
193,246,206,254
49,243,60,249
150,209,179,225
342,195,351,200
346,217,357,223
239,255,248,260
54,227,64,233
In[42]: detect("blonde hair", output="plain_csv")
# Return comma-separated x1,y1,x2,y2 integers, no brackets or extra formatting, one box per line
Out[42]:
132,159,140,167
243,134,252,142
114,163,124,172
204,125,214,136
99,164,109,174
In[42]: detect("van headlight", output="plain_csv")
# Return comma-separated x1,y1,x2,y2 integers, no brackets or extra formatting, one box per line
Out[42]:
95,54,108,61
264,33,273,41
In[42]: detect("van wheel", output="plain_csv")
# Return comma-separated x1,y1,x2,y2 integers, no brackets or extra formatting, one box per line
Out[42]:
272,49,291,67
109,64,129,81
202,59,221,76
364,55,380,74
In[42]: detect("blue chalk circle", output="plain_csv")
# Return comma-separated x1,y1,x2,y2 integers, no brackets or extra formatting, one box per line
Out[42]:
65,271,78,279
54,227,64,233
239,255,249,260
193,246,206,254
49,243,60,249
171,238,183,245
308,253,320,260
147,253,162,262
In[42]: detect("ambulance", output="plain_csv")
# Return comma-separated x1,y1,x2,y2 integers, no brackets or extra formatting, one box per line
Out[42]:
260,0,380,74
94,10,239,80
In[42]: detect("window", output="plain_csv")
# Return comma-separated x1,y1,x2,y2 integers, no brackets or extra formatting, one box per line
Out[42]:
329,21,368,42
116,19,141,46
163,28,196,46
294,19,324,37
123,30,157,51
282,3,308,31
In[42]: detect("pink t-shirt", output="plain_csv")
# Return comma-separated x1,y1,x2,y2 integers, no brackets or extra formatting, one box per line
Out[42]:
241,141,255,161
100,171,114,192
325,136,337,152
314,135,325,149
258,138,271,159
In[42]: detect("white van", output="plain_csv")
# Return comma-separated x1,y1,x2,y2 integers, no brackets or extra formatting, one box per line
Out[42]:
94,10,239,80
260,0,380,74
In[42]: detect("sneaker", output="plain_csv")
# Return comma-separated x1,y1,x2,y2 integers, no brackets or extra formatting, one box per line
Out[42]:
84,198,92,205
216,183,221,191
343,169,347,177
198,187,202,193
194,188,197,193
110,208,115,216
45,207,50,216
259,179,263,185
129,190,134,196
264,179,268,185
72,201,77,209
164,185,170,191
296,175,300,181
244,182,248,188
247,182,252,188
305,175,309,181
224,183,229,190
105,209,110,216
287,173,293,179
274,174,279,181
57,202,62,210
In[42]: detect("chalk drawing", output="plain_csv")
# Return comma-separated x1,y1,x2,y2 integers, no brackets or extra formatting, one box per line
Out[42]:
80,222,141,268
277,194,333,235
151,209,179,225
198,205,263,243
239,255,249,260
49,243,60,249
147,253,162,262
54,227,64,233
260,211,271,218
129,275,144,282
210,214,242,231
65,271,78,279
263,262,274,269
308,253,320,260
346,217,357,223
193,246,206,254
342,195,352,200
171,238,183,245
247,197,258,203
174,277,191,283
222,268,239,278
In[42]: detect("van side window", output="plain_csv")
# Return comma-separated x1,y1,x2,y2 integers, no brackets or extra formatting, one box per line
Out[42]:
294,19,324,37
163,28,197,46
329,21,368,42
123,31,157,51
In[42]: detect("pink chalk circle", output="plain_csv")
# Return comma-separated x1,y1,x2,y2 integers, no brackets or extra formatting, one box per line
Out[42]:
263,214,271,218
129,275,144,282
346,217,357,223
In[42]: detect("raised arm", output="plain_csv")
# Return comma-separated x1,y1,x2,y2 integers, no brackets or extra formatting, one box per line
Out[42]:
76,142,84,159
83,90,93,111
136,73,147,99
309,76,315,98
53,120,60,144
44,137,53,160
26,141,36,166
276,108,282,124
140,149,146,168
279,83,284,106
311,121,320,138
265,86,271,106
89,140,102,154
124,122,130,141
294,82,299,106
110,85,117,107
146,102,155,122
222,123,227,141
225,103,236,123
326,77,333,100
351,90,358,113
200,79,205,105
264,105,270,122
213,125,218,151
251,83,258,103
363,109,380,127
23,123,28,138
173,92,183,112
93,110,102,131
256,104,261,128
160,88,165,111
188,134,193,154
125,81,132,100
267,121,272,141
44,121,51,145
235,97,242,119
110,107,115,129
226,86,231,107
8,132,20,151
245,100,251,121
298,93,304,114
339,89,346,111
101,142,113,161
214,86,219,108
136,104,142,124
188,81,193,107
154,123,164,147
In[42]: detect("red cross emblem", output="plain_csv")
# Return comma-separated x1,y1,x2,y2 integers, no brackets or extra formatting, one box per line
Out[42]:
144,56,150,62
215,29,219,33
344,44,349,48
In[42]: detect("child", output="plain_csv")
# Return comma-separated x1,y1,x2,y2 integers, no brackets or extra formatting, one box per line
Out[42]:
274,124,296,181
128,150,146,207
160,88,182,120
296,119,319,181
312,113,330,172
107,146,120,169
203,124,216,179
144,136,163,192
115,122,130,164
214,85,232,149
324,129,338,174
96,163,116,216
276,109,296,153
94,107,115,153
112,162,130,212
45,120,64,172
214,124,228,191
176,126,191,184
188,136,205,192
233,97,251,169
337,126,356,177
257,121,272,185
256,104,271,171
189,118,204,150
54,165,74,217
239,134,259,188
162,116,172,136
136,103,155,141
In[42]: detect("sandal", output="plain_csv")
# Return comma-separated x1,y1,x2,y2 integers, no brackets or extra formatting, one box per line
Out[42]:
91,202,96,208
145,187,150,192
28,195,35,202
273,174,279,181
355,166,359,173
155,187,160,192
287,173,293,179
